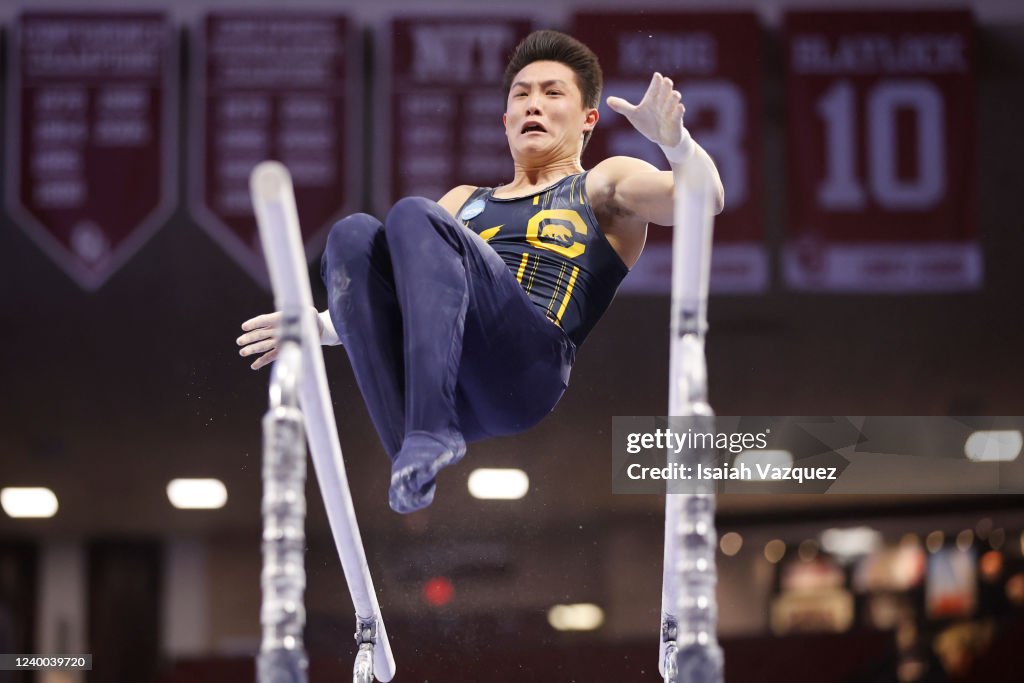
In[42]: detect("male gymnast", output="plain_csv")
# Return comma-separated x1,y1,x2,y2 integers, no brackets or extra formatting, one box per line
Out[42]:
237,30,724,513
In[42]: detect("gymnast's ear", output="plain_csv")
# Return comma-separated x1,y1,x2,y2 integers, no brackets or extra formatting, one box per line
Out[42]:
583,107,599,132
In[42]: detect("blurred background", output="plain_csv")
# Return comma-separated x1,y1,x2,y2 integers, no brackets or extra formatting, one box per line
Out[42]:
2,0,1023,681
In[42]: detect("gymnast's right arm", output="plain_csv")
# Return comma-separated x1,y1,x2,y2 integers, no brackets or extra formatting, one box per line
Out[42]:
236,307,340,371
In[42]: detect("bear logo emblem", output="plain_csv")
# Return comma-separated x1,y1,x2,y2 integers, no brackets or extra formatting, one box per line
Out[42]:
540,223,574,246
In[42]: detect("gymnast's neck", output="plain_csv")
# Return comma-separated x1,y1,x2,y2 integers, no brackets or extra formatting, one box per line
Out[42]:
503,154,584,196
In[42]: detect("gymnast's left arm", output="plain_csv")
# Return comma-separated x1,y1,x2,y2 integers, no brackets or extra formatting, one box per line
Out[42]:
600,72,724,225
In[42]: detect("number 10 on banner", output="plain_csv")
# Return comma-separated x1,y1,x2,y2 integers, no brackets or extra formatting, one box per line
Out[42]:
783,11,976,292
817,79,945,212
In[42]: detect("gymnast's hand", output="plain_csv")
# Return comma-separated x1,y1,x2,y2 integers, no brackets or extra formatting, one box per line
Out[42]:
236,306,329,371
606,72,686,149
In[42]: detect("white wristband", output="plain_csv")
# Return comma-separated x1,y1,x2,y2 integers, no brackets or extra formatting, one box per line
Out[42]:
318,309,342,346
659,124,695,165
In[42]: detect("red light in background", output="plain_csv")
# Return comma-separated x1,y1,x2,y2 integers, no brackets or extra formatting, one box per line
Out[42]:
422,576,454,606
980,550,1003,581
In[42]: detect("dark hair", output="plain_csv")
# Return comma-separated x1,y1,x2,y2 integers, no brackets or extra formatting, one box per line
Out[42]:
503,30,603,150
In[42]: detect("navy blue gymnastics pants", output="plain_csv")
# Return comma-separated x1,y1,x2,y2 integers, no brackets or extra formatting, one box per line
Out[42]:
320,196,575,469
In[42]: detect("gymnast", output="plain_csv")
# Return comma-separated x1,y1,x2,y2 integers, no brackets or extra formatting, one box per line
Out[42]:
237,30,724,513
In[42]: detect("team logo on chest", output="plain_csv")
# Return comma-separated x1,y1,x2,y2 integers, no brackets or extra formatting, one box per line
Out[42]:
526,209,588,259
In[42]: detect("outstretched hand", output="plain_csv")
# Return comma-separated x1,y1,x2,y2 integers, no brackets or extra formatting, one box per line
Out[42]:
236,306,323,371
606,73,685,148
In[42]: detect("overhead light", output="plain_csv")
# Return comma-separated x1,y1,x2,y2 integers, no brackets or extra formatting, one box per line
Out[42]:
735,449,793,470
964,430,1022,462
547,603,604,631
975,518,993,539
798,539,819,562
764,539,786,564
926,530,945,554
900,533,921,548
467,468,529,500
720,532,743,556
1,487,59,518
167,479,227,510
820,526,881,559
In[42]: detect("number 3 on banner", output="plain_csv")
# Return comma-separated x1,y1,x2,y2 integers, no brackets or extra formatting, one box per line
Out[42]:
606,79,747,209
685,81,747,208
817,79,945,211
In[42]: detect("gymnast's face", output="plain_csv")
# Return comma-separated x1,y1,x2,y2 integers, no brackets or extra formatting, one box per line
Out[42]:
503,60,598,163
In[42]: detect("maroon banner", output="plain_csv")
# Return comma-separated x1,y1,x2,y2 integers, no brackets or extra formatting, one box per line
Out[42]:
783,11,979,291
376,16,532,212
191,13,358,284
5,12,177,290
573,12,765,294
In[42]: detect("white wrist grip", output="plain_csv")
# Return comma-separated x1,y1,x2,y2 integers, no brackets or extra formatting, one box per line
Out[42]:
318,309,342,346
659,124,695,165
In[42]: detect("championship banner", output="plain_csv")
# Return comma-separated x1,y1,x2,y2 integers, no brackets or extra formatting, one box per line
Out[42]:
573,12,765,294
191,13,359,284
4,12,177,291
375,16,533,212
783,11,979,292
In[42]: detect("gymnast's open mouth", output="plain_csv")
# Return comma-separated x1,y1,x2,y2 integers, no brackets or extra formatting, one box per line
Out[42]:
521,121,547,134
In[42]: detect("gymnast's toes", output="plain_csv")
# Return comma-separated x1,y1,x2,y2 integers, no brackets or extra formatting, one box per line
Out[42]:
387,433,463,514
388,465,437,514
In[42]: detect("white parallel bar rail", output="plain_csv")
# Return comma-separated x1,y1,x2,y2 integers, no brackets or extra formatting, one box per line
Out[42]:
659,164,724,683
251,161,396,682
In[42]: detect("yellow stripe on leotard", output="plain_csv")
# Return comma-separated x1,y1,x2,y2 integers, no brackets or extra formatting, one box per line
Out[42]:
555,266,580,324
524,252,540,294
546,262,566,319
515,252,529,283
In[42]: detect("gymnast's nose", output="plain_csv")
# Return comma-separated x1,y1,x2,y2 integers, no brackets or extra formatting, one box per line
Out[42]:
524,92,542,115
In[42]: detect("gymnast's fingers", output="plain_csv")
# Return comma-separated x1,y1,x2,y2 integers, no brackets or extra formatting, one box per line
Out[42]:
236,325,275,347
251,348,279,371
606,96,637,115
641,72,661,104
239,337,277,358
241,311,281,332
657,80,677,108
